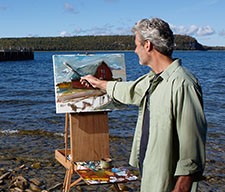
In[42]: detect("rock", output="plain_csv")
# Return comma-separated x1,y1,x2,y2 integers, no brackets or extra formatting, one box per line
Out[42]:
10,175,28,190
31,162,41,169
19,164,25,169
14,164,26,172
48,183,63,191
0,167,6,172
30,178,42,186
29,182,42,192
0,179,4,185
25,189,33,192
10,187,24,192
0,171,11,180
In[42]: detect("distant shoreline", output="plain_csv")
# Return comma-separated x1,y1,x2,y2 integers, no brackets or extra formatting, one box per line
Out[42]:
1,35,225,51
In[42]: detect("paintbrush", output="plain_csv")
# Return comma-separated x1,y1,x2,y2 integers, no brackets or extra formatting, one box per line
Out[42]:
63,61,94,88
63,62,83,78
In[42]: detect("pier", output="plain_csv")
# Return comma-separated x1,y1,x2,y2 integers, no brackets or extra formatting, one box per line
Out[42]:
0,48,34,61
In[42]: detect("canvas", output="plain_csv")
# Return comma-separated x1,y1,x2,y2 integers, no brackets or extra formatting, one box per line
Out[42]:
52,53,126,113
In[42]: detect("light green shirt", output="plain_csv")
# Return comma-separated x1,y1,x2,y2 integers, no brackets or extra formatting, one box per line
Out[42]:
106,59,207,192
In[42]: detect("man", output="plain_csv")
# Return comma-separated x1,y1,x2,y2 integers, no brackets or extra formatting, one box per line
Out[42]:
81,18,207,192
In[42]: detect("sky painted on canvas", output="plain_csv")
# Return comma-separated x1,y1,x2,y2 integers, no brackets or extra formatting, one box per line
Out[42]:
0,0,224,46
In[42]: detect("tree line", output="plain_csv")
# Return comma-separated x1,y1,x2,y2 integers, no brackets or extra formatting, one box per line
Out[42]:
0,35,224,51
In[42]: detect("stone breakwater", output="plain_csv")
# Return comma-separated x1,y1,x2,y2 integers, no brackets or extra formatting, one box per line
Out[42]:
0,133,224,191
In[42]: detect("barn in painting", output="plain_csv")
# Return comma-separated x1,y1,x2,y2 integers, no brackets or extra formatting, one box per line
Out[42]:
70,61,113,89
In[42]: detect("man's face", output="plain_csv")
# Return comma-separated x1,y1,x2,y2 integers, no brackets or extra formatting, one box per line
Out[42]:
134,34,148,66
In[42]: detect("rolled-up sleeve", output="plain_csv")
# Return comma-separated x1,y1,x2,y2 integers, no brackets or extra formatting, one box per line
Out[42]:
106,81,117,98
173,82,207,177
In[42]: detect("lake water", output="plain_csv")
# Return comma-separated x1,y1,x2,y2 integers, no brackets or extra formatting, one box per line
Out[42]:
0,51,225,140
0,51,225,190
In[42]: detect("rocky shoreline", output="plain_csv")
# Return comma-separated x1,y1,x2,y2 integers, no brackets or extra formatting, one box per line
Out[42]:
0,134,224,191
0,134,140,192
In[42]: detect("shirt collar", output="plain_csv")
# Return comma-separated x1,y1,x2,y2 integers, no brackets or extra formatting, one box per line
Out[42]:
159,59,182,81
146,58,181,83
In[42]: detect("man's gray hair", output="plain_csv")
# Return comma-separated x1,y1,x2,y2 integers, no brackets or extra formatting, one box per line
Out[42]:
132,18,174,56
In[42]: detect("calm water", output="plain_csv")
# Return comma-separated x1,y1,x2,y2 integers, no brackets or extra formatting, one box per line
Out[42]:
0,51,225,141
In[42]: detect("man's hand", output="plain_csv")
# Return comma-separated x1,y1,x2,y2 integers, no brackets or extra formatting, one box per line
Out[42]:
80,75,107,91
172,175,193,192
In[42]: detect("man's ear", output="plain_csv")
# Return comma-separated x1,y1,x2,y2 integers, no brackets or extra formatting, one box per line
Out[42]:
144,40,153,52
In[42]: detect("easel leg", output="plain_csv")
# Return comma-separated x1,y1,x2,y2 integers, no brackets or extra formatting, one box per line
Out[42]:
63,168,69,190
62,113,71,192
63,167,73,192
113,183,122,192
63,170,67,189
70,177,82,188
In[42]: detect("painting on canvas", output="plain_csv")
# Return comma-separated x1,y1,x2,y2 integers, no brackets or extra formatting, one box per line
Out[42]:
52,53,126,113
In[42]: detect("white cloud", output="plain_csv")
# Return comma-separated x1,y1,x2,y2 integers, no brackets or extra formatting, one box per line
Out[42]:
170,24,215,37
115,26,132,35
60,31,71,37
27,34,39,37
72,24,122,36
196,26,215,36
64,3,78,14
73,28,86,35
68,19,134,36
170,25,197,36
61,22,216,38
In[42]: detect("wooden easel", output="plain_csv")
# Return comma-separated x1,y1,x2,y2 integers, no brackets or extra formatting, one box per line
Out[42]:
55,112,115,191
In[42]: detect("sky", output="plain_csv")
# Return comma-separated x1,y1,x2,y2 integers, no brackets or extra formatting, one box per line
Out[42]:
0,0,225,46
